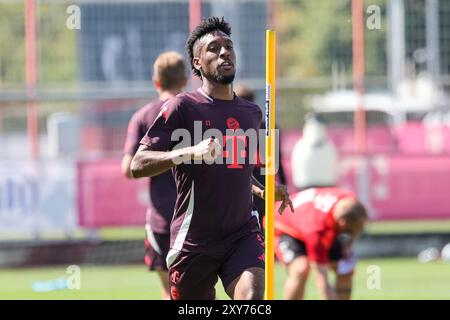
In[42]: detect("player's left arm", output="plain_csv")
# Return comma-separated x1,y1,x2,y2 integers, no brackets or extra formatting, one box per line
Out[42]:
251,112,293,213
330,235,357,300
251,176,294,214
330,260,354,300
251,175,264,199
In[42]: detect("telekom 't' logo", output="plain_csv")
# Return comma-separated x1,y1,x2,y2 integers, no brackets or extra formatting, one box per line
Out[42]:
223,136,247,169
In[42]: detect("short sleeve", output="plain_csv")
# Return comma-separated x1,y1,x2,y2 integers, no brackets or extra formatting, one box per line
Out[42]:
140,97,184,152
303,232,330,264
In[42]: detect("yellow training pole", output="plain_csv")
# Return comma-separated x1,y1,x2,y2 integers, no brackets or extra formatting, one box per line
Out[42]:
264,29,276,300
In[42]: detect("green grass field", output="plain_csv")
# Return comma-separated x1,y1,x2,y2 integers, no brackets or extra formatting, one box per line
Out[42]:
1,258,450,300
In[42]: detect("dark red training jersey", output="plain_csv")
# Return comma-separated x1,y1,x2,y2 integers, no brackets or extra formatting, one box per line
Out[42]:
140,89,262,266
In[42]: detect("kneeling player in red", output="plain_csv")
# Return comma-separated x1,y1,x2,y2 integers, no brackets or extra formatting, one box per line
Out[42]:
275,187,368,300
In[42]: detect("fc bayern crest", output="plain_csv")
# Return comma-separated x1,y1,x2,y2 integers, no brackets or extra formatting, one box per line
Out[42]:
226,117,240,130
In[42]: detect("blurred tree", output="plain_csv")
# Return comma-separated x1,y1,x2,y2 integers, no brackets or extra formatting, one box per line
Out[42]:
0,2,77,85
38,3,77,83
0,3,25,84
364,0,388,77
278,0,387,80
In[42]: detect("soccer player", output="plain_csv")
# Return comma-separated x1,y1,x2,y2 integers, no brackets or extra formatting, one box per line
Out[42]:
121,51,187,299
275,187,367,300
131,17,292,300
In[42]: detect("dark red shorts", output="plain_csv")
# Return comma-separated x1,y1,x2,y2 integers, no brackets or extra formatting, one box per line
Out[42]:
144,230,170,272
168,232,265,300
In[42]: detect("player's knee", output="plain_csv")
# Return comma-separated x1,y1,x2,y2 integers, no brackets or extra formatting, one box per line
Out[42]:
238,285,264,300
288,257,310,278
290,266,310,279
249,288,264,300
232,268,265,300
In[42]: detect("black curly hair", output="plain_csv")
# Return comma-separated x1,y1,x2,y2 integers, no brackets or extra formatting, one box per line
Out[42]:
186,16,232,78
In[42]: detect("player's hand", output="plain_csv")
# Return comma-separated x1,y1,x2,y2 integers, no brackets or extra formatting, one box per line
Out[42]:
192,138,221,162
275,185,294,215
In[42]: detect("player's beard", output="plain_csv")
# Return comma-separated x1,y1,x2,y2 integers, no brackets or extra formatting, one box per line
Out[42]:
201,68,235,85
215,72,235,84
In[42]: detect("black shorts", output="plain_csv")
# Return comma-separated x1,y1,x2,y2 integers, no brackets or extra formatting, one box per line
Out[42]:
144,229,170,272
277,234,345,264
168,232,265,300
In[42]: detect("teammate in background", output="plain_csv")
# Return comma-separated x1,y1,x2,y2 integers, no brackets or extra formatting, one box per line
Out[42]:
275,187,367,300
131,17,293,300
234,84,287,220
121,51,187,299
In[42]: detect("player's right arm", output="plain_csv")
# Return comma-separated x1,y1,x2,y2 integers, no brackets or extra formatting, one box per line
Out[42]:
131,145,189,178
131,139,219,178
131,97,221,178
